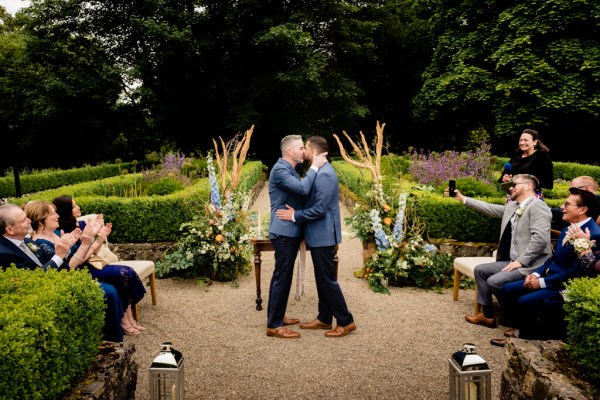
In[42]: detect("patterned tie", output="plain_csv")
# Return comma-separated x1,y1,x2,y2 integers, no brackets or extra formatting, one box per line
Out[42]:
20,242,43,267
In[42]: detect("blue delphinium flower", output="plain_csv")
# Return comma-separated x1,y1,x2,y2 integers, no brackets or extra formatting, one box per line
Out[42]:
370,209,390,251
207,153,221,210
392,193,408,243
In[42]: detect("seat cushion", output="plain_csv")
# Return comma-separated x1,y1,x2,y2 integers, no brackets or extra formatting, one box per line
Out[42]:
117,260,156,280
453,257,495,278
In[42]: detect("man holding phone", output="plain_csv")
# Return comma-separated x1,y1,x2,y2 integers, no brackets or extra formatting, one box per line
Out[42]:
445,174,552,328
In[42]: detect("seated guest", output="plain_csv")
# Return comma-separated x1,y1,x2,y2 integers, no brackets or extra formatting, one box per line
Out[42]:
491,188,600,346
0,203,124,342
27,200,146,336
550,176,600,231
446,174,553,328
53,195,147,334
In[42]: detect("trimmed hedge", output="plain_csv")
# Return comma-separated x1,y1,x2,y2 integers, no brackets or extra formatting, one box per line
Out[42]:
0,267,105,400
7,161,264,243
563,276,600,389
0,163,146,198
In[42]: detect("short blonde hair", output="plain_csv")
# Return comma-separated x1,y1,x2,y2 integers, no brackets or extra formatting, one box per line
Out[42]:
25,201,56,232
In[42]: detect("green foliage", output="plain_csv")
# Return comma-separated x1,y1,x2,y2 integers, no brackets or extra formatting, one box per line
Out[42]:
0,163,138,198
144,178,185,196
441,176,505,198
563,276,600,388
0,267,104,400
156,190,253,282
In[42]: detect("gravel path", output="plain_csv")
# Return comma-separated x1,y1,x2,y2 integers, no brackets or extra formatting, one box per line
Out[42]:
127,182,506,399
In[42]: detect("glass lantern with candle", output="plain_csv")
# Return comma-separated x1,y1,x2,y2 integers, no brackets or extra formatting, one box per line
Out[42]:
149,342,185,400
448,343,492,400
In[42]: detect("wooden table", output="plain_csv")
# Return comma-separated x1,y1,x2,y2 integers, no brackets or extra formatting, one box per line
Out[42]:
251,238,338,311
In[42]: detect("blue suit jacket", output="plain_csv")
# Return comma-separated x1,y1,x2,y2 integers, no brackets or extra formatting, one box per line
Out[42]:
533,218,600,290
0,235,61,272
268,158,317,239
293,162,342,247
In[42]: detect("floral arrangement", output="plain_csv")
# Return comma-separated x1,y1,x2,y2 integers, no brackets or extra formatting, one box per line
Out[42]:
156,152,253,282
346,182,453,294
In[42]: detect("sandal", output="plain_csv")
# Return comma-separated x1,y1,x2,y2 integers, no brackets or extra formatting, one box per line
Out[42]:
133,324,146,331
123,326,140,335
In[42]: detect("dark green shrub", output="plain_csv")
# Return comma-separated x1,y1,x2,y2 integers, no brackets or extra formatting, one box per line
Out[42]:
145,178,185,196
0,267,104,400
563,276,600,388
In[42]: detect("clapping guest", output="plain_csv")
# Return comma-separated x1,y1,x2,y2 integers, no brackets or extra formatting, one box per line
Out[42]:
550,176,600,231
445,174,553,328
53,195,147,334
0,203,125,342
492,188,600,346
28,200,146,336
499,129,553,199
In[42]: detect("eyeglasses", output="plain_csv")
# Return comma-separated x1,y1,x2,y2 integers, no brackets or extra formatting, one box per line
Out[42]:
510,181,528,188
573,185,588,189
562,201,581,208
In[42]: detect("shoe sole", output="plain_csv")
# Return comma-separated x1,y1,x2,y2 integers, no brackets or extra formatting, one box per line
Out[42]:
266,330,300,339
300,325,332,330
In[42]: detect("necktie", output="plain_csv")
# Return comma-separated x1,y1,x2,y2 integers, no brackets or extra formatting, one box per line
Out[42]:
20,242,42,267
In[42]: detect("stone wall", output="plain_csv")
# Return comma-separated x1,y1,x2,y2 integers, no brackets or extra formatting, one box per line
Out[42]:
66,342,138,400
501,339,595,400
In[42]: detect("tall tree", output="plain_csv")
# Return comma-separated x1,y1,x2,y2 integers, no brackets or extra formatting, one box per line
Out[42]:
412,0,600,162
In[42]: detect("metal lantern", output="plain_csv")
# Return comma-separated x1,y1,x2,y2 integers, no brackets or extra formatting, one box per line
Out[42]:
448,343,492,400
149,342,185,400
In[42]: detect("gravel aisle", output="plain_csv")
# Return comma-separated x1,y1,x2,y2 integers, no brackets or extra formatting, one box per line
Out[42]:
128,183,506,399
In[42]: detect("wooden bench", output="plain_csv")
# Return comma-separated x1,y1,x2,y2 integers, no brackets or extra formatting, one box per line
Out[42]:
453,230,560,314
452,252,496,315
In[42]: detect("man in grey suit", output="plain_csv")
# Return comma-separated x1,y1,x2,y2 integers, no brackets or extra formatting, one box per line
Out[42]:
277,136,356,338
266,135,327,339
446,174,552,328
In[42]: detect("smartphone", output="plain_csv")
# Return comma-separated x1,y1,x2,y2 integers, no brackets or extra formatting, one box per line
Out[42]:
449,180,456,197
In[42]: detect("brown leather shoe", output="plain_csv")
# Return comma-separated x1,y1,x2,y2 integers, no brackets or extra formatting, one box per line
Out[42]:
504,328,516,338
490,338,507,347
283,316,300,326
266,326,301,339
299,319,332,330
324,322,357,338
465,313,497,328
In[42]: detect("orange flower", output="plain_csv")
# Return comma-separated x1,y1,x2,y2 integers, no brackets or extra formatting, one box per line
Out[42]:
215,234,224,243
383,204,391,212
231,246,237,253
383,217,392,226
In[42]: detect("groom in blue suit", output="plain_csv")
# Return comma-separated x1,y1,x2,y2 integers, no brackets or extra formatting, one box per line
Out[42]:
266,135,327,339
277,136,356,338
492,188,600,345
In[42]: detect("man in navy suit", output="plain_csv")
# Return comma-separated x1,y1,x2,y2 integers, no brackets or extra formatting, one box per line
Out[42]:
277,136,356,338
266,135,327,339
491,188,600,346
0,204,125,342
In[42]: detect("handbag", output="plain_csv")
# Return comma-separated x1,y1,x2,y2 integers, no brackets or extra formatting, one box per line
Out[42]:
87,243,120,270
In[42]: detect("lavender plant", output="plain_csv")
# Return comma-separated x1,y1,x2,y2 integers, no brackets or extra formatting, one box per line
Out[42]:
407,143,496,186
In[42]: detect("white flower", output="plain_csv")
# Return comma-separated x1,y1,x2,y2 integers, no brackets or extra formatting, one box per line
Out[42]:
515,204,526,218
27,242,38,252
570,237,595,253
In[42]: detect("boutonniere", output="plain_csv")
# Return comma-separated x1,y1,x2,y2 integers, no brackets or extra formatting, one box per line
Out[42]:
568,237,596,253
26,242,38,252
515,203,526,220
